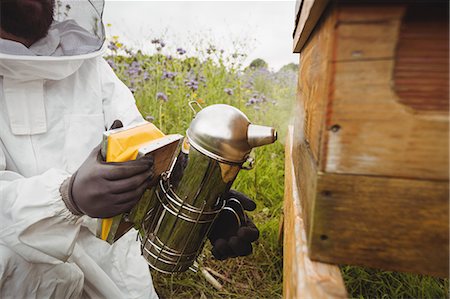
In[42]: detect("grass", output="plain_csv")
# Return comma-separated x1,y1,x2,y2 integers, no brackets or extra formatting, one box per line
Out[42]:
106,38,448,299
342,266,449,299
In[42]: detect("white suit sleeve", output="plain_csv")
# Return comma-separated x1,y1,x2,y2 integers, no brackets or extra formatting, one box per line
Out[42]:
99,58,145,128
0,142,82,265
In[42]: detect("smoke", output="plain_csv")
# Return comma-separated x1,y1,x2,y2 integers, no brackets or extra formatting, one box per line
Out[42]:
264,67,304,146
291,97,305,145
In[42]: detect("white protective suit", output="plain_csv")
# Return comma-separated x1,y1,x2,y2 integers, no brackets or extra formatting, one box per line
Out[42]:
0,2,158,298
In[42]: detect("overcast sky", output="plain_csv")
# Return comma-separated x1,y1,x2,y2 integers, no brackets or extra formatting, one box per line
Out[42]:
103,1,299,71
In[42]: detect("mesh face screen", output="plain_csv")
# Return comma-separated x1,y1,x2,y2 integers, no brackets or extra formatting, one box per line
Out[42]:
0,0,105,56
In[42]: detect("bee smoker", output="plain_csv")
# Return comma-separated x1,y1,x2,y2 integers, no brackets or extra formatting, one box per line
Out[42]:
140,103,277,273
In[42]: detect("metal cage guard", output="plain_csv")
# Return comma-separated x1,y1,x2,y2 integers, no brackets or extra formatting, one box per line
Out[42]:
140,175,225,273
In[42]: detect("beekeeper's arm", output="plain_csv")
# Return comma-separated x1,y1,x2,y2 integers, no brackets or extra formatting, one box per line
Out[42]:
0,136,152,265
0,141,81,264
59,58,154,218
0,58,151,265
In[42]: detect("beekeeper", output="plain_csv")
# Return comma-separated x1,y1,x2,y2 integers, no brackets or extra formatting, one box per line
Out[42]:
0,0,258,298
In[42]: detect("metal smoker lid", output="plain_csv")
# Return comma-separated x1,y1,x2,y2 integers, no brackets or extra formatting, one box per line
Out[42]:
186,104,277,164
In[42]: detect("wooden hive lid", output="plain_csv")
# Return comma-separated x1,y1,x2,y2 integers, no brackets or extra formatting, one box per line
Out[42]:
293,0,330,53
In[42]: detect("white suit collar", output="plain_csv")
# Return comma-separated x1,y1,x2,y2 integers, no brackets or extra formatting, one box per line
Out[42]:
0,54,84,135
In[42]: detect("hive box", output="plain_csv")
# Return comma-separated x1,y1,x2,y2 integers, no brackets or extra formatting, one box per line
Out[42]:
289,0,449,277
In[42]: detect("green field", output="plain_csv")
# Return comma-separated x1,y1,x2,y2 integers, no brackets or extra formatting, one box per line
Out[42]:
107,38,448,299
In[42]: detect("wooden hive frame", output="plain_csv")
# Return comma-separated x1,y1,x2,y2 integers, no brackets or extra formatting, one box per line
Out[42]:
288,0,449,278
284,126,348,298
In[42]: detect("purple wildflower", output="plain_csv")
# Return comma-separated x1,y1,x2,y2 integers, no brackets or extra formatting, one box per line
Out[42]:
176,48,186,55
156,92,168,102
247,97,259,105
245,93,267,106
127,61,141,77
160,41,166,48
143,71,150,81
224,88,233,96
161,71,177,80
106,58,117,70
185,79,198,91
108,41,118,51
246,97,258,106
127,68,138,77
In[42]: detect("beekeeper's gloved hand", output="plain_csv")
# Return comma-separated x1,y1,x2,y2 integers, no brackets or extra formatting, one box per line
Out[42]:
60,120,154,218
208,190,260,260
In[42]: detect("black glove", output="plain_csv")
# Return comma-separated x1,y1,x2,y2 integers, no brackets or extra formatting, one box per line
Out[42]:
208,190,260,260
60,120,155,218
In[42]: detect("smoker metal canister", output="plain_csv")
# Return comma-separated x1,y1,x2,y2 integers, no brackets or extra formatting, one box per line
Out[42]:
141,104,277,273
142,146,239,273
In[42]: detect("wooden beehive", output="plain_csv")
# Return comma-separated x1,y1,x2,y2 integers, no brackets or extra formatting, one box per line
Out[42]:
288,0,449,278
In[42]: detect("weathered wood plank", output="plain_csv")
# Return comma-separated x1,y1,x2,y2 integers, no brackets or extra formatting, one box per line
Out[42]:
300,3,449,180
394,4,449,112
309,171,449,277
297,5,335,166
335,20,402,61
292,0,450,279
325,58,449,180
322,4,449,180
334,4,405,62
337,4,405,22
283,127,297,299
284,126,347,299
293,0,330,53
293,124,319,244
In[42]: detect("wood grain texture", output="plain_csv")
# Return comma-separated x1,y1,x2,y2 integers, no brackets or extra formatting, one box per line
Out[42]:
337,4,406,22
324,4,449,180
293,0,330,53
284,126,347,299
326,59,449,180
394,4,449,112
335,9,404,61
295,127,449,277
292,1,450,278
297,5,335,166
293,123,319,243
310,170,449,277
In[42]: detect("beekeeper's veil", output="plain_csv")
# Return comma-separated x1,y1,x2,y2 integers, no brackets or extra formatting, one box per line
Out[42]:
51,0,105,55
0,0,105,56
0,0,106,135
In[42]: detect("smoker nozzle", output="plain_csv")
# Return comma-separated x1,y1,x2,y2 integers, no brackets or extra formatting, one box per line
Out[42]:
247,124,277,148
